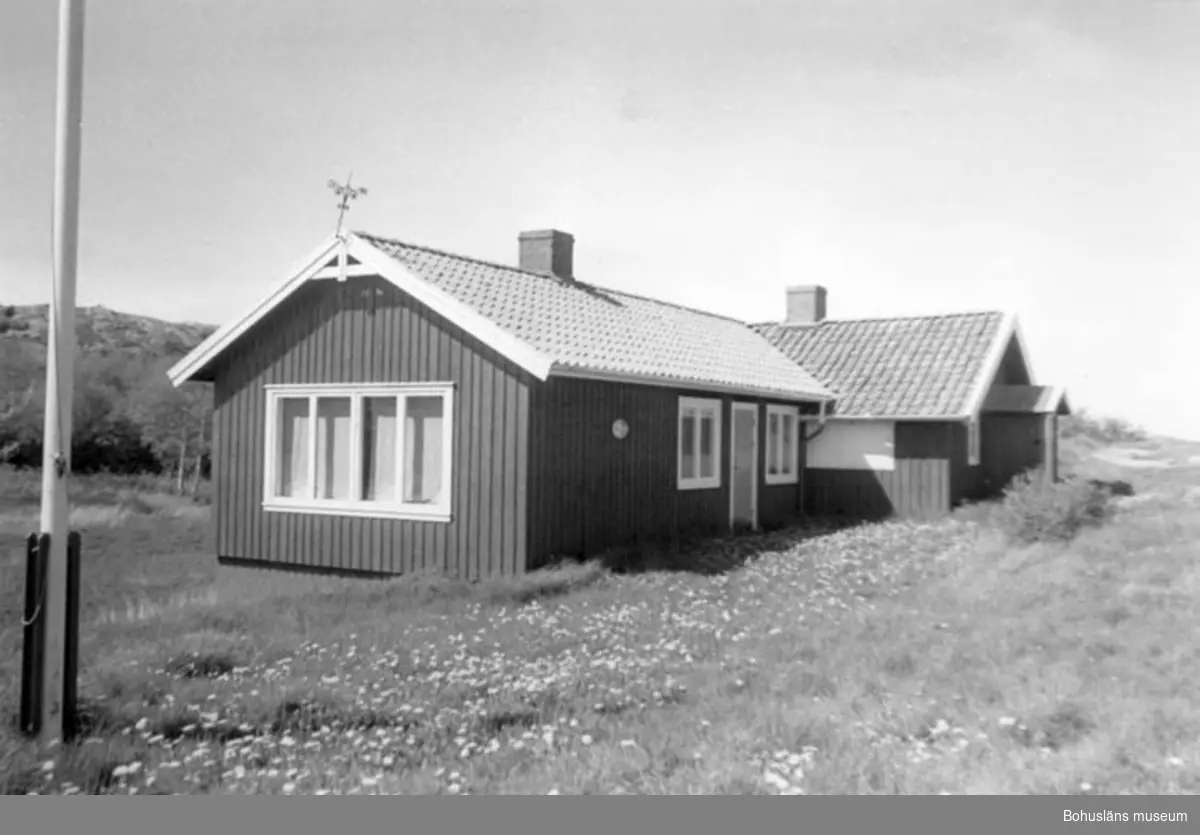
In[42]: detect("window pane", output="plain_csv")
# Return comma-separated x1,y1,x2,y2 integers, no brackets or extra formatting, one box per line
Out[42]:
404,395,444,504
276,397,310,498
781,415,794,475
680,413,696,480
699,412,716,479
767,413,780,474
361,397,397,501
315,397,352,500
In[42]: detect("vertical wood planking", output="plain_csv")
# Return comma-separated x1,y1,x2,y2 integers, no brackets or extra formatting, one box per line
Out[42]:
478,360,495,579
805,419,962,522
212,276,531,578
448,338,464,578
525,378,804,564
514,380,529,574
467,350,483,580
501,373,516,576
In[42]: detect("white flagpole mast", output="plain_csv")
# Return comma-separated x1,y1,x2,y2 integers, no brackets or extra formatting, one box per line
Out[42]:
40,0,87,744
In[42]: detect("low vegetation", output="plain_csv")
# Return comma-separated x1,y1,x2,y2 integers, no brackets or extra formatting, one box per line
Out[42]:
0,303,214,484
993,472,1115,546
2,432,1198,795
1060,408,1147,446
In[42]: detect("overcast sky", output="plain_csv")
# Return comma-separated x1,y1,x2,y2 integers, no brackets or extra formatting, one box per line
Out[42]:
2,0,1198,439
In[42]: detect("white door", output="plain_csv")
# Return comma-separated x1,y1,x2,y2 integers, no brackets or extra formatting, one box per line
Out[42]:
730,402,758,531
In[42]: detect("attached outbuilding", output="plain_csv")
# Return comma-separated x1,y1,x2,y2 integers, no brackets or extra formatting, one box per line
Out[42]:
753,286,1071,521
168,230,835,578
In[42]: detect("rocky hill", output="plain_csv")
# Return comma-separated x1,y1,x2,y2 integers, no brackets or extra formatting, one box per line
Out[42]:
0,303,215,359
0,304,217,474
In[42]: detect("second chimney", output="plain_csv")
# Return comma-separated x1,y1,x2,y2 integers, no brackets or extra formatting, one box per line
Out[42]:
519,229,574,281
786,285,827,325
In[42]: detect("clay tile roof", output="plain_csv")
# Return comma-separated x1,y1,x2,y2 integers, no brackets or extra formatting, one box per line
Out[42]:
752,312,1007,418
359,232,835,402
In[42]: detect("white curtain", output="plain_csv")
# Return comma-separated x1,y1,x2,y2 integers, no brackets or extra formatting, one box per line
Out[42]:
767,412,780,475
315,397,352,500
679,409,696,479
781,414,794,475
361,397,397,501
404,396,444,504
699,412,715,479
277,398,310,498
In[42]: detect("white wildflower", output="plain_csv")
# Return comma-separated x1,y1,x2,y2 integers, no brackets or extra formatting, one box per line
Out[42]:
763,770,791,792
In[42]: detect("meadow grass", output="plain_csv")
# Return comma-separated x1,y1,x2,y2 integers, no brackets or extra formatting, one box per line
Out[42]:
2,441,1199,796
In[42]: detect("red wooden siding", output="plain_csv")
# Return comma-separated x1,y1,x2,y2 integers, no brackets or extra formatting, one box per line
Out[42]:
978,413,1048,493
210,276,533,579
958,400,1060,505
994,336,1032,387
805,414,1054,521
526,378,809,567
948,420,984,503
804,422,953,521
758,410,808,531
803,334,1056,521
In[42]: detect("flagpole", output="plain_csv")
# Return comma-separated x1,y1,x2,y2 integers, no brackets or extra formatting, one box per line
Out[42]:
40,0,87,745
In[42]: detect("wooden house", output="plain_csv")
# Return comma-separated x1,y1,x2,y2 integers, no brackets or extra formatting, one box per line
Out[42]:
168,230,836,578
753,285,1071,520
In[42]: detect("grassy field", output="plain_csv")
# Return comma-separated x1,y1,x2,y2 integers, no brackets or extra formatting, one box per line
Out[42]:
2,436,1199,795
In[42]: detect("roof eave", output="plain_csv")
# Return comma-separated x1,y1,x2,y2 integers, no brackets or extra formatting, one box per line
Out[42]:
821,413,974,422
548,365,836,404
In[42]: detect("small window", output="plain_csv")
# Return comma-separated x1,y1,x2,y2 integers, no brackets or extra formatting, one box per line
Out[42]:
264,383,454,521
967,415,981,466
765,404,800,485
678,397,722,490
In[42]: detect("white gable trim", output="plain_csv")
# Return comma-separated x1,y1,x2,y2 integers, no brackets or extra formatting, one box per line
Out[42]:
167,236,343,387
344,235,554,380
960,311,1037,421
167,234,556,387
313,264,378,280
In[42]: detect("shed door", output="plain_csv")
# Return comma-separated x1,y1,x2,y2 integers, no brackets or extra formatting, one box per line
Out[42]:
730,403,758,531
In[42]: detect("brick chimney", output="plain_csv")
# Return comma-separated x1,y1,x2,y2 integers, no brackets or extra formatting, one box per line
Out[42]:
519,229,574,281
786,285,827,325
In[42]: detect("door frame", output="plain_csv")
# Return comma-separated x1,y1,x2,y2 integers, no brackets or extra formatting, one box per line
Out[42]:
729,401,759,531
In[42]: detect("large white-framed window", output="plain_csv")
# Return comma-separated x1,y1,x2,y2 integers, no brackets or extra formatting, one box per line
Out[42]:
263,382,454,521
764,404,800,485
678,396,722,490
967,414,981,466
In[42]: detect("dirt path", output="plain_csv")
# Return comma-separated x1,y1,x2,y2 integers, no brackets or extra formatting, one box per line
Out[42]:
1091,447,1171,469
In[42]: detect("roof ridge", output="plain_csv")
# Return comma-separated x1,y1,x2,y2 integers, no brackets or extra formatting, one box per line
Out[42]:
750,309,1006,329
353,229,749,326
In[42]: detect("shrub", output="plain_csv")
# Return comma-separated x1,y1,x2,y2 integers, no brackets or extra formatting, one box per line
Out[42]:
1060,408,1147,444
995,471,1114,545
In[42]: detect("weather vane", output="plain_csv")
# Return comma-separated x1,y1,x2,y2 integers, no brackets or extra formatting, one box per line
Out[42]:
328,172,368,237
